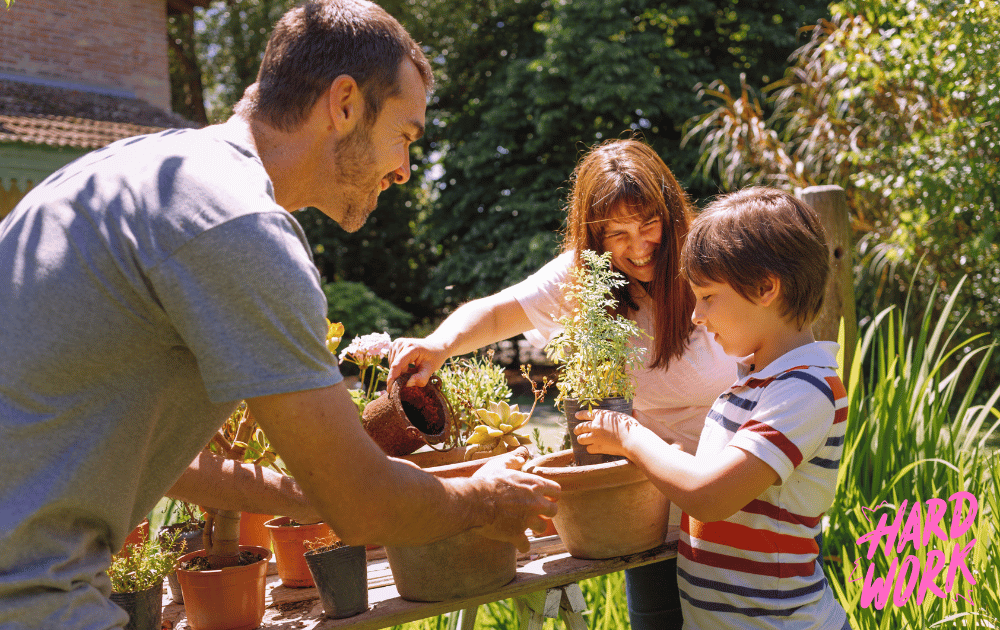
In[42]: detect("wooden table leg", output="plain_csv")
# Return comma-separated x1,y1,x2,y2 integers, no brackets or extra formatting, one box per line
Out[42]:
452,606,478,630
557,583,588,630
515,583,589,630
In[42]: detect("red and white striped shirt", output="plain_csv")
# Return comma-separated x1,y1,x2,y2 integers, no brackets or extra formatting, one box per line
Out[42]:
678,341,849,629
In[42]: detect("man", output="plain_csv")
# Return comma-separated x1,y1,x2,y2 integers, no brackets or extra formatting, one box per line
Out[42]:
0,1,559,627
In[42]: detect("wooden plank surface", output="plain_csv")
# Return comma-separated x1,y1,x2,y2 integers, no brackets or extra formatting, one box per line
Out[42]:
162,532,678,630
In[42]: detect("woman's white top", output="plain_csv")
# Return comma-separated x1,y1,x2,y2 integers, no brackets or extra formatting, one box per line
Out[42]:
500,251,739,454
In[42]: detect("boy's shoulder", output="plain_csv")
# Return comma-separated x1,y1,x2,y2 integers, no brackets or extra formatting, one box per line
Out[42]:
742,341,842,394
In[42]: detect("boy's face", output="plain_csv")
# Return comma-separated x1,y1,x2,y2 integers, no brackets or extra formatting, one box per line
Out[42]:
689,280,766,359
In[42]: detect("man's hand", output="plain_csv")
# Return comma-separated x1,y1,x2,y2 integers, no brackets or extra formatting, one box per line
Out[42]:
572,409,644,459
387,337,451,389
469,447,560,552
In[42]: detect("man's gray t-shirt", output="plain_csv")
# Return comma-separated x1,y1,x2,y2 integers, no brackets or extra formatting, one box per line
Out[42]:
0,122,342,628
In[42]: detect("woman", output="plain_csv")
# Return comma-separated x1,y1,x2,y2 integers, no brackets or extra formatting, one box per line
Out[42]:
388,138,737,629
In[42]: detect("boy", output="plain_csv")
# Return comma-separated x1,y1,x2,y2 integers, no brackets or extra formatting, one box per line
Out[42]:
575,187,850,629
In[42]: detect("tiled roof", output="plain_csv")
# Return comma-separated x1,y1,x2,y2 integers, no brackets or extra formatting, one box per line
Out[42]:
0,79,201,149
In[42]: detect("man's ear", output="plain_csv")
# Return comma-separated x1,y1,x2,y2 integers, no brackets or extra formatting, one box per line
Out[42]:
757,275,782,307
327,74,364,134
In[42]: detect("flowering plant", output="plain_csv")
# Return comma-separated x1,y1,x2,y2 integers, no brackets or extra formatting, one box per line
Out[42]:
338,330,392,414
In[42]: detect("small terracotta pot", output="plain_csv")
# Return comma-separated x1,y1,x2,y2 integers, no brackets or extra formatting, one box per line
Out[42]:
525,449,669,559
385,456,517,601
239,512,274,551
361,372,452,456
175,545,271,630
305,543,368,618
109,577,163,630
563,397,630,466
266,517,336,588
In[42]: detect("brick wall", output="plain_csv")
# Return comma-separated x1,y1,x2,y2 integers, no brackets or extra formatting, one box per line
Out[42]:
0,0,170,111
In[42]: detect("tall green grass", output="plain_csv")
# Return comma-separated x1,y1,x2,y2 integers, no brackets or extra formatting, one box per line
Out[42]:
825,279,1000,629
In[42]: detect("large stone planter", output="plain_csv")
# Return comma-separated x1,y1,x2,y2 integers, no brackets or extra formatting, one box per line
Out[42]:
384,455,517,601
525,449,670,559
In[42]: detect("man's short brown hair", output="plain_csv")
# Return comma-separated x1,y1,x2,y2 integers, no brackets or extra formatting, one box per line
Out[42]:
239,0,433,132
681,187,830,328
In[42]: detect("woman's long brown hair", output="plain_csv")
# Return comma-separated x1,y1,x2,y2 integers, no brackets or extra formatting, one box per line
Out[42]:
562,138,696,369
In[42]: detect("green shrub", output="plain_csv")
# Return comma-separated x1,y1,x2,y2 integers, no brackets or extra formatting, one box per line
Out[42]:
323,280,414,340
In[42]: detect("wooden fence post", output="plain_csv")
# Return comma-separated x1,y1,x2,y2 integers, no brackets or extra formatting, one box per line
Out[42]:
797,185,857,382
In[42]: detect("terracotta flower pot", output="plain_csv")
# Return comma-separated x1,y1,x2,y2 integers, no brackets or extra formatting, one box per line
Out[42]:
265,517,336,588
525,449,670,559
175,545,271,630
361,372,452,456
384,456,517,601
304,543,368,618
239,512,274,551
109,577,163,630
563,397,630,466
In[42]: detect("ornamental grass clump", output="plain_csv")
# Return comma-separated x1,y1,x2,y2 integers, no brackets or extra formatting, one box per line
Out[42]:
546,249,646,409
823,276,1000,629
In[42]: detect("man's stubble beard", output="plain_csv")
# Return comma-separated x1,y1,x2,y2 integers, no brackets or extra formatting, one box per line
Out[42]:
332,122,383,233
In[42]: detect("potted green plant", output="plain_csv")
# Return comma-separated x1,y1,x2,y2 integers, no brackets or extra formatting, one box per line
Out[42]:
436,350,512,446
545,249,647,465
157,501,205,604
108,529,184,630
172,404,282,630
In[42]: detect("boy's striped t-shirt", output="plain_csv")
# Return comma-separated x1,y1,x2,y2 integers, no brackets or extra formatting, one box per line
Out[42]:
678,341,850,629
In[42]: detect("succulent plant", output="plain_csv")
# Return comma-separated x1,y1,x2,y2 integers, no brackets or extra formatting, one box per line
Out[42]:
464,401,533,460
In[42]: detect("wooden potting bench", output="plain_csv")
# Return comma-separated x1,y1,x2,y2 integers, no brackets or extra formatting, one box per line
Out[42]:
161,529,678,630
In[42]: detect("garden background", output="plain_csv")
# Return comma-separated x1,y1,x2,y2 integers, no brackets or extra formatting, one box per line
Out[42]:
164,0,1000,627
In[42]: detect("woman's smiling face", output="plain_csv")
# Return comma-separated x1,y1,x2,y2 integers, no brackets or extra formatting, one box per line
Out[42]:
600,208,663,283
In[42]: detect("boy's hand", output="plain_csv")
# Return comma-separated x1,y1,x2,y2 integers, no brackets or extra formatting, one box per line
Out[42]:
573,409,642,458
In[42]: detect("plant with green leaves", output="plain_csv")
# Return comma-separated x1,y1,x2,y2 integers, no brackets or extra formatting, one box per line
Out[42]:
546,250,646,409
822,276,1000,628
436,350,512,447
109,530,185,594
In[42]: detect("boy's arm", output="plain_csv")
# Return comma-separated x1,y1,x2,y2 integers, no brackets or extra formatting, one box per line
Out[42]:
574,412,778,523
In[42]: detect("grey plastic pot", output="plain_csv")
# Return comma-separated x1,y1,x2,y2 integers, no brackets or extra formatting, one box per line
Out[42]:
304,543,368,619
563,397,630,466
109,577,163,630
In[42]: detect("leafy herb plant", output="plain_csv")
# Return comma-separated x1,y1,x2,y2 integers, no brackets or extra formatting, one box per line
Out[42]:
109,530,184,593
546,250,647,409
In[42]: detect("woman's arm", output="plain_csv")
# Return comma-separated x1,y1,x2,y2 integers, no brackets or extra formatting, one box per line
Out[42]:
574,410,778,523
388,291,533,388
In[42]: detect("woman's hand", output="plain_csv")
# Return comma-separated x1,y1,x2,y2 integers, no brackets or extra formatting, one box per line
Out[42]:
387,337,451,389
572,409,643,458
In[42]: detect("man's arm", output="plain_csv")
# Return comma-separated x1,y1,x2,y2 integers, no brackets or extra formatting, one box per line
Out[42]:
247,381,559,551
166,449,322,524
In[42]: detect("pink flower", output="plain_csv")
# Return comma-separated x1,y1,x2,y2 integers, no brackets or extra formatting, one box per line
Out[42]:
339,332,392,366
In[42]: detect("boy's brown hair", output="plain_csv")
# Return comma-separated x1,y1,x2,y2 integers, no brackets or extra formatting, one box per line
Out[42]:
681,187,829,329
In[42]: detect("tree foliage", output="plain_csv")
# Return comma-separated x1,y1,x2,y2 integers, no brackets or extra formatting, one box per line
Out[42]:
684,0,1000,388
401,0,828,309
169,0,827,327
